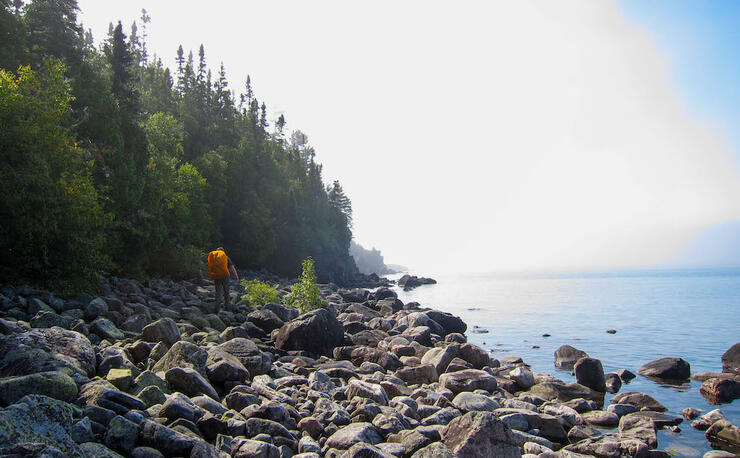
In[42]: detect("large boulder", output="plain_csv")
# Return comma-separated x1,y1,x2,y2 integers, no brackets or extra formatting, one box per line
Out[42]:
424,310,467,336
637,357,690,381
141,318,181,346
706,420,740,454
574,357,606,392
722,343,740,375
701,378,740,404
395,364,438,385
165,367,219,400
151,341,208,376
619,413,657,448
0,395,83,457
274,308,344,356
554,345,588,370
421,345,459,374
0,327,95,377
442,411,521,457
206,347,250,384
564,436,649,457
90,317,125,341
346,379,389,405
216,338,272,376
439,369,497,394
0,371,78,406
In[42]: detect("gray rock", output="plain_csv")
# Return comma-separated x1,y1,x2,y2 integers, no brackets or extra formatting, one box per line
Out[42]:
30,311,72,329
230,438,280,458
79,442,125,457
692,409,726,430
395,364,438,385
452,392,500,412
84,297,108,320
441,411,521,458
326,422,383,450
0,395,82,457
247,309,284,333
410,442,455,457
528,381,604,404
71,417,96,443
421,345,459,375
216,338,272,376
141,318,181,346
510,367,535,390
607,403,638,417
274,308,344,356
160,392,205,423
610,392,666,412
206,347,250,384
705,420,740,455
582,410,619,427
105,415,139,453
637,357,690,381
439,369,497,394
0,327,96,377
0,370,78,406
619,413,657,448
604,372,622,393
574,357,606,392
700,377,740,404
564,437,649,457
91,317,125,341
554,345,589,370
139,419,197,456
151,341,208,376
342,442,396,458
166,367,219,400
346,379,389,405
722,343,740,375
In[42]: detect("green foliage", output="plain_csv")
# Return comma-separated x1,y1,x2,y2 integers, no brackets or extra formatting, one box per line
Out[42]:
240,279,280,307
0,2,360,290
285,258,325,314
0,61,108,293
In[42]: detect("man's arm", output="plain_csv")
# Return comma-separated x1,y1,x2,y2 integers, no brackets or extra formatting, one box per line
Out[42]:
229,265,239,282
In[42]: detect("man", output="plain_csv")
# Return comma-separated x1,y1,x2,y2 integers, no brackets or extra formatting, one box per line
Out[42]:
208,247,239,311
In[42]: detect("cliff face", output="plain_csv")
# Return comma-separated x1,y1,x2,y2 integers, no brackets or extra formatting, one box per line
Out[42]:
349,241,392,275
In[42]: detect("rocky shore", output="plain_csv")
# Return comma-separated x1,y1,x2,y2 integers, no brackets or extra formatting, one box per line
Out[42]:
0,276,738,457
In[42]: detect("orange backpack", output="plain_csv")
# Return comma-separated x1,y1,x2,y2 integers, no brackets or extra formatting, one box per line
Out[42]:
208,250,229,280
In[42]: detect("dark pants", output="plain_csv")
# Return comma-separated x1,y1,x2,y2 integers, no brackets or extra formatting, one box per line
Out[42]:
215,278,230,310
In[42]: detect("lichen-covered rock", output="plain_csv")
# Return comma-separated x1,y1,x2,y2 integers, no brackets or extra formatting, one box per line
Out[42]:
0,370,78,406
441,411,521,458
0,395,83,457
0,327,95,377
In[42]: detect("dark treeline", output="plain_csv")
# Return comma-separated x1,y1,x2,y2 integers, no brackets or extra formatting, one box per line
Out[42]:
0,1,357,292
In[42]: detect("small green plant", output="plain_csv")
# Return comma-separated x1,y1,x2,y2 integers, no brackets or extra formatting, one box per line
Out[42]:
285,257,325,314
241,279,281,307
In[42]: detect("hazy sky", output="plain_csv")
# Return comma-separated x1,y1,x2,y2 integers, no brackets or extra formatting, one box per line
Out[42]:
77,1,740,273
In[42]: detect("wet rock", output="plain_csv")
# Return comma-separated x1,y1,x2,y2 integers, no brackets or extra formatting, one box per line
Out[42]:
722,343,740,375
619,413,657,448
152,341,208,376
574,357,606,392
0,395,82,457
615,368,636,382
441,411,521,457
0,327,95,377
683,407,701,420
637,357,690,381
700,377,740,404
706,420,740,455
439,369,497,394
554,345,589,370
142,318,181,346
0,370,78,406
166,367,219,400
564,436,649,457
607,403,638,418
692,409,726,430
610,392,666,412
604,372,622,393
274,308,344,356
326,422,383,450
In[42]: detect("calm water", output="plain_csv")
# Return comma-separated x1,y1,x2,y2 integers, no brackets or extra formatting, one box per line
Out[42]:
390,269,740,457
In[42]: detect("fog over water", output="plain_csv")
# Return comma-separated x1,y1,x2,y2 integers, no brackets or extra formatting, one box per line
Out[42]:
78,1,740,273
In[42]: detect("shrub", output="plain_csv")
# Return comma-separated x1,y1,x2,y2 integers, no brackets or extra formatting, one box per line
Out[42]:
241,279,281,307
285,257,325,314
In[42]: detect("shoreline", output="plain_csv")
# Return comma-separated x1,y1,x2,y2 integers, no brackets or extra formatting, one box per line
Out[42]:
0,275,737,457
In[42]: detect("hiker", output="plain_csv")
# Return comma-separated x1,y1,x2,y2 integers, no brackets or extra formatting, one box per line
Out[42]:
208,247,239,311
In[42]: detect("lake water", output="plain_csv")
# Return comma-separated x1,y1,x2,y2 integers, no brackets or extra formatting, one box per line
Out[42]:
389,268,740,457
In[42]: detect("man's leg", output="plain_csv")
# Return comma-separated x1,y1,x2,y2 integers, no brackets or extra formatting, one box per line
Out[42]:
223,278,230,309
214,279,224,311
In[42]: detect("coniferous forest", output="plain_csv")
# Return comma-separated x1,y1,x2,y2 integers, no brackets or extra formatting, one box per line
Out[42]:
0,1,358,293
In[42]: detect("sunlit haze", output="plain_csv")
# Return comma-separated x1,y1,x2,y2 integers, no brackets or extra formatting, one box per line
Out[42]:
78,1,740,274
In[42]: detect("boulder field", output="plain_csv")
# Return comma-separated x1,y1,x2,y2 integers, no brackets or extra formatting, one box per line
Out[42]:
0,276,737,457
